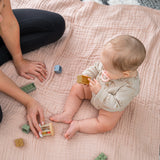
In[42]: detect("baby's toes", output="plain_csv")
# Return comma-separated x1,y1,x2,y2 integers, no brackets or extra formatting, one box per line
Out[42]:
49,116,55,121
64,132,70,139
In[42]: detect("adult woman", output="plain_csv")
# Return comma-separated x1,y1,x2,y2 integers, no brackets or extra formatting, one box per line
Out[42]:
0,0,65,138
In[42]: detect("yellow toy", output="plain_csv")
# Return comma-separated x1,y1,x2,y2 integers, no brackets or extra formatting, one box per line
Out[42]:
14,138,24,147
39,123,54,138
77,75,90,85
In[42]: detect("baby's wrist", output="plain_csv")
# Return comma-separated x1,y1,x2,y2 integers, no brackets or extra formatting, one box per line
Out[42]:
95,86,101,94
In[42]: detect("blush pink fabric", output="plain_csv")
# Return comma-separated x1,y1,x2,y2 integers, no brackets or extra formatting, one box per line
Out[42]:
0,0,159,160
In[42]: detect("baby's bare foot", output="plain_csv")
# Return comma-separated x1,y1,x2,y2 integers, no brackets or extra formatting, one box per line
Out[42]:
49,112,72,124
64,120,80,139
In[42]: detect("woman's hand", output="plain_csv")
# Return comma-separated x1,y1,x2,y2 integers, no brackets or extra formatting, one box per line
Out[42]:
88,78,101,94
14,59,47,82
26,99,45,138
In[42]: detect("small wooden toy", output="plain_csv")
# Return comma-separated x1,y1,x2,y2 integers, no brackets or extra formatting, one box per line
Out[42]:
14,138,24,147
95,152,108,160
54,65,62,73
39,123,54,138
22,124,30,134
20,83,36,93
77,75,90,85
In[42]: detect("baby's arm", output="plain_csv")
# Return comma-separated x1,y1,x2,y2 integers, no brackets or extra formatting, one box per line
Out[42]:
82,62,101,79
94,85,139,112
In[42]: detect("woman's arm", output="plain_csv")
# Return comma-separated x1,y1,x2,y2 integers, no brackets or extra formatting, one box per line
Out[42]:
0,0,47,82
0,0,22,63
0,69,44,138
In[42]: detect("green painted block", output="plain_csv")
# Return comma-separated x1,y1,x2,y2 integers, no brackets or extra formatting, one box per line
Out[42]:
20,83,36,93
95,153,107,160
22,124,30,134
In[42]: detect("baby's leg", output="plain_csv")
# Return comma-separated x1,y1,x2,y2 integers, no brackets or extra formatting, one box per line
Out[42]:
64,109,124,139
50,83,92,123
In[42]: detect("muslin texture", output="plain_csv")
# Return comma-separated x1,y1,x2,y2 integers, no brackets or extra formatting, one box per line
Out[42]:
0,0,159,160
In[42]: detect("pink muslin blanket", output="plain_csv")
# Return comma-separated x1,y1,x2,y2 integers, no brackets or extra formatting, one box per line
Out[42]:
0,0,159,159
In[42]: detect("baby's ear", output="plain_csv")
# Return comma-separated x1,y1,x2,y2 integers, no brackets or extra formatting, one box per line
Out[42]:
123,71,130,78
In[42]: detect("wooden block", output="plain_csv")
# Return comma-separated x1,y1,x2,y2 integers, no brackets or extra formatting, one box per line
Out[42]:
22,124,30,134
77,75,90,85
14,138,24,147
20,83,36,93
39,123,54,138
54,65,62,73
95,153,107,160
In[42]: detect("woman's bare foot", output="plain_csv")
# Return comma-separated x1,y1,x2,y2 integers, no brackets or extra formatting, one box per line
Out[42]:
64,120,80,139
49,112,72,124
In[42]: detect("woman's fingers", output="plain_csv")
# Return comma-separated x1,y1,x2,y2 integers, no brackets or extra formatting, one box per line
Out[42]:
35,67,47,79
32,70,45,82
26,62,47,82
21,72,35,80
34,62,46,69
38,108,45,125
27,115,39,138
32,115,42,134
31,63,47,82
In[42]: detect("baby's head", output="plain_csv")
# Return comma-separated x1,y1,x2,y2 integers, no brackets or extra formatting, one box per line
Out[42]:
100,35,146,79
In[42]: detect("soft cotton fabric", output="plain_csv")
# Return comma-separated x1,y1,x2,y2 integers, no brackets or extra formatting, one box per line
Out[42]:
0,0,159,160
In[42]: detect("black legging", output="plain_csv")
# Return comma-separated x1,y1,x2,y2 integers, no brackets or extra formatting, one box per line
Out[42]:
0,106,2,123
0,9,65,65
0,9,65,122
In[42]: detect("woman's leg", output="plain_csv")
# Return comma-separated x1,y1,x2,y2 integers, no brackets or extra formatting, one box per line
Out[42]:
0,9,65,65
0,105,3,123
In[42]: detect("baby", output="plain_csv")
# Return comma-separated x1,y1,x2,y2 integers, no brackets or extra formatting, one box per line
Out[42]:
50,35,146,139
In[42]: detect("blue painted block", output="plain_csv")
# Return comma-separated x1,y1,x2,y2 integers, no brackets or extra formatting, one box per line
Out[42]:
54,65,62,73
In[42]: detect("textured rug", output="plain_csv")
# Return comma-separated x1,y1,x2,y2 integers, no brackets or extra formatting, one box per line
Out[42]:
0,0,159,160
83,0,160,10
138,0,160,10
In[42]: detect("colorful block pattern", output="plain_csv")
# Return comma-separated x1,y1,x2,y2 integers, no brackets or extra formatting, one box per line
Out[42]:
39,123,54,138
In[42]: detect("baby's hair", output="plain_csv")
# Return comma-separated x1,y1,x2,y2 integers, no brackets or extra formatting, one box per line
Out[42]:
106,35,146,72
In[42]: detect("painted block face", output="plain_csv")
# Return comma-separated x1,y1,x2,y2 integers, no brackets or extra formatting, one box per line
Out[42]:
95,153,107,160
14,138,24,147
39,123,54,138
54,65,62,73
77,75,90,85
20,83,36,93
22,124,30,134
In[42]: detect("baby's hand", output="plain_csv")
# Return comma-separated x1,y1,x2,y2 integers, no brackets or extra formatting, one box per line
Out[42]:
88,78,101,94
